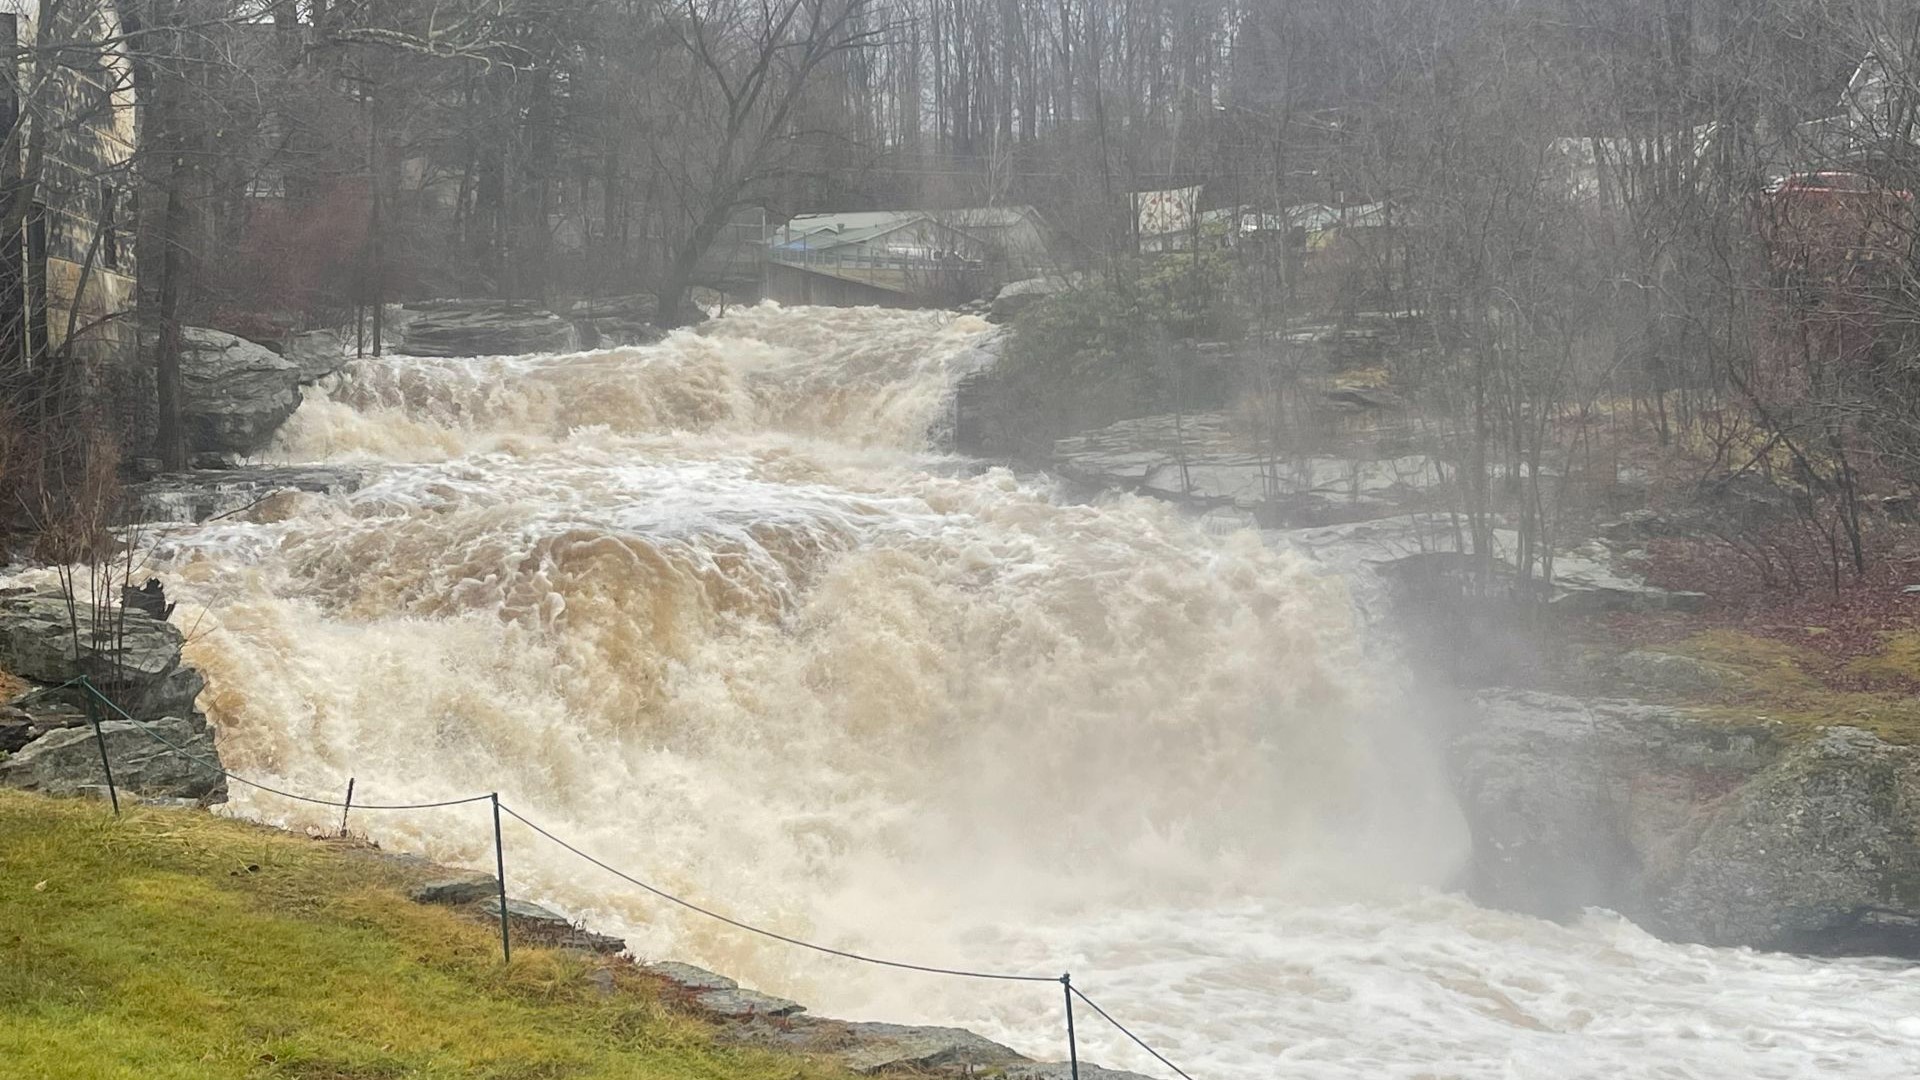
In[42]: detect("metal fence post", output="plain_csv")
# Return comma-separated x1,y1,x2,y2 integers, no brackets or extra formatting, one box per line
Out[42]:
1062,973,1080,1080
338,777,355,836
491,793,511,963
82,680,119,816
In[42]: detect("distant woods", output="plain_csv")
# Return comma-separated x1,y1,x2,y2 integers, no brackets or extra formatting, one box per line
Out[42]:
5,0,1920,594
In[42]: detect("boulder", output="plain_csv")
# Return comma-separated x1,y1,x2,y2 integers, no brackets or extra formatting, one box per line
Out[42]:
564,294,675,348
469,895,626,953
0,704,36,753
988,275,1076,323
0,592,189,715
408,873,500,906
1615,649,1741,695
1453,690,1920,956
279,328,354,382
125,465,363,524
0,715,227,803
399,300,578,357
180,327,327,456
832,1022,1029,1073
642,961,805,1019
1650,727,1920,954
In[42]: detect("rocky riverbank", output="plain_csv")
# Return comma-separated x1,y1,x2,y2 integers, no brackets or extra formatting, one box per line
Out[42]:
0,589,227,804
0,576,1144,1079
1452,690,1920,957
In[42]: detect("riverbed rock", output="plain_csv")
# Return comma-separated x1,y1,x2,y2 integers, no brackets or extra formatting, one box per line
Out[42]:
0,704,35,753
126,465,363,524
1453,689,1920,956
399,300,578,357
564,294,676,348
279,328,354,382
0,715,227,803
642,961,805,1018
1053,414,1434,523
834,1022,1029,1072
469,895,626,953
180,327,334,456
989,275,1078,322
1615,649,1741,695
408,873,500,906
0,592,189,714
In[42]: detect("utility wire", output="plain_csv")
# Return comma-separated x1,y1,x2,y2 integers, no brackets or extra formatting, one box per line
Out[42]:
498,801,1058,984
1071,986,1197,1080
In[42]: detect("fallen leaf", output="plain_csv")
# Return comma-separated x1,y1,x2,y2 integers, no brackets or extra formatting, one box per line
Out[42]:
32,880,47,891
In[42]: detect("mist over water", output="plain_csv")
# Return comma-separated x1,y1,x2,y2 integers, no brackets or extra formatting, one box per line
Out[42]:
141,305,1917,1078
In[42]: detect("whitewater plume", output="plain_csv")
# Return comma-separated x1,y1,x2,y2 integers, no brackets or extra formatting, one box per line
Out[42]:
125,303,1919,1080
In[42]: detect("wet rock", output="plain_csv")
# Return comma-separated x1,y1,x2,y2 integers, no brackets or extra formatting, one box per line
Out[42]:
564,294,675,348
0,592,188,714
399,300,578,357
831,1022,1028,1072
1649,727,1920,953
643,962,806,1019
279,328,353,382
1004,1065,1158,1080
180,327,331,456
470,896,626,953
989,275,1077,322
1052,414,1434,523
127,465,363,524
1454,690,1920,956
1616,650,1741,695
0,705,35,753
0,715,227,803
1546,545,1707,613
408,873,500,906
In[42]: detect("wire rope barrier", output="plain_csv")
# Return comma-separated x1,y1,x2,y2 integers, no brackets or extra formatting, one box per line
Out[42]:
55,674,1201,1080
496,801,1057,983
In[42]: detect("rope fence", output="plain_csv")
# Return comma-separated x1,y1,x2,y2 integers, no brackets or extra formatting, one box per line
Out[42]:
58,675,1197,1080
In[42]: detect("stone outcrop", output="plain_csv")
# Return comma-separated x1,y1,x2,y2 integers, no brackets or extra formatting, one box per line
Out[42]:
565,293,689,348
398,300,579,357
1453,689,1920,956
641,961,804,1019
0,716,226,803
0,591,224,804
1282,515,1707,614
181,327,347,456
0,591,194,714
126,465,363,524
641,961,1150,1080
988,275,1078,322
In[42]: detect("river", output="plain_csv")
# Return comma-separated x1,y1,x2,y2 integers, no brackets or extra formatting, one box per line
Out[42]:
140,304,1919,1079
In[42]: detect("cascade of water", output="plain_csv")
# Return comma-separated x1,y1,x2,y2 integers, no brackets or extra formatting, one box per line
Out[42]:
120,304,1918,1080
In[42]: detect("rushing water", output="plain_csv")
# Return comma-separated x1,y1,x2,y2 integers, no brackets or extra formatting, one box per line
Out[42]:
132,305,1916,1078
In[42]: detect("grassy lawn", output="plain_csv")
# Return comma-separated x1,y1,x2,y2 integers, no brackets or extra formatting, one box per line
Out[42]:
0,790,848,1080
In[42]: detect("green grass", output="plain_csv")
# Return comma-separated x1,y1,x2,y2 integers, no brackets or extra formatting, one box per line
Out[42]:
1662,630,1920,744
0,790,850,1080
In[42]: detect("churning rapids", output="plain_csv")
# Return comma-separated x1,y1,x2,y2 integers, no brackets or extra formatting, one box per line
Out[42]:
132,305,1914,1078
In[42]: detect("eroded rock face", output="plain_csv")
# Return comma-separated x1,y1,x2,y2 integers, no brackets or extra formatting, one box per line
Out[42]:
181,328,345,456
126,465,363,524
1454,690,1920,956
1,591,226,804
399,300,578,357
0,715,226,803
0,592,188,714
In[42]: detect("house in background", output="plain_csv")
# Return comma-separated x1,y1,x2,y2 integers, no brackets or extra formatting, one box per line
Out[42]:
0,0,138,387
765,206,1051,307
